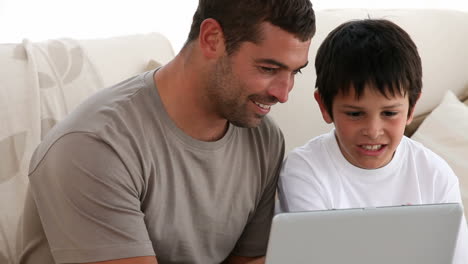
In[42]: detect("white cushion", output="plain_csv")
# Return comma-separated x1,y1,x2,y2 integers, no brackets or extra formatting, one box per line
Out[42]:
412,90,468,214
80,33,174,87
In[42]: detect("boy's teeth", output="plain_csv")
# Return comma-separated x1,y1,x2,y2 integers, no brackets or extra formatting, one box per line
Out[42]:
362,145,382,151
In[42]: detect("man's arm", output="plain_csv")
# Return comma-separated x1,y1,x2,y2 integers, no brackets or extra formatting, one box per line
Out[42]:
86,256,158,264
223,255,265,264
86,255,263,264
28,133,156,263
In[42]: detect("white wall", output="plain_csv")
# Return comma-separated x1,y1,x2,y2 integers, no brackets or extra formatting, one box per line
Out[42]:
0,0,198,52
1,0,467,52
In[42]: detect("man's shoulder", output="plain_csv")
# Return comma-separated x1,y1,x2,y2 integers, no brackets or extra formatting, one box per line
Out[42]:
256,115,284,139
29,72,155,175
28,131,103,177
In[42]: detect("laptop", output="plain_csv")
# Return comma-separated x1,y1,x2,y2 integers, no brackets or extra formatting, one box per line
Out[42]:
265,203,462,264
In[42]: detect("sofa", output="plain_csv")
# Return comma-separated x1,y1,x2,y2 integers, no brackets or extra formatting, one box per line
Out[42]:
0,33,174,264
1,8,467,264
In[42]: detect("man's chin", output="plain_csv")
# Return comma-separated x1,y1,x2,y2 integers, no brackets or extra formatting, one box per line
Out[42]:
230,116,264,128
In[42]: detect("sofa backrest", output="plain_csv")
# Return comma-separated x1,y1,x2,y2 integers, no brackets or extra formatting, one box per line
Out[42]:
81,33,175,88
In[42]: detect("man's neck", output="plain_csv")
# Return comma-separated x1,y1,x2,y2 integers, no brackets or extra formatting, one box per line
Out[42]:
154,53,229,142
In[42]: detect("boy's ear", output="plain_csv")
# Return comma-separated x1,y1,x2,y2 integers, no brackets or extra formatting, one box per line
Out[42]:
406,92,422,125
314,90,333,124
198,18,226,59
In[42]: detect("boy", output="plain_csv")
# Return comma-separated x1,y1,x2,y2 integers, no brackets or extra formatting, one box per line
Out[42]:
277,19,468,263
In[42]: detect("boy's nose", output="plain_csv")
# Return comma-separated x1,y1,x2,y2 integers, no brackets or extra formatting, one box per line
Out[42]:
362,119,384,139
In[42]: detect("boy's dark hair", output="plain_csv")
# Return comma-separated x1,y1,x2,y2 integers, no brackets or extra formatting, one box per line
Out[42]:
186,0,316,54
315,19,422,118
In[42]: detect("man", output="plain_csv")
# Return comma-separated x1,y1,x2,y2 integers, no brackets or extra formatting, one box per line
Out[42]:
18,0,315,263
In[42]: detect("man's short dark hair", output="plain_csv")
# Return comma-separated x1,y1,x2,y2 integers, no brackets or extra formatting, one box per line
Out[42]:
186,0,316,54
315,19,422,118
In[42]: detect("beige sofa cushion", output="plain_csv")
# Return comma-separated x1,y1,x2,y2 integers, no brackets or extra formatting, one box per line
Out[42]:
405,85,468,136
81,33,174,87
411,90,468,215
146,59,162,71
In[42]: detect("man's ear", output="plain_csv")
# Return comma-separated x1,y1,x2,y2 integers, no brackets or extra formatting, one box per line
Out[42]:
406,92,422,125
314,90,333,124
198,18,226,59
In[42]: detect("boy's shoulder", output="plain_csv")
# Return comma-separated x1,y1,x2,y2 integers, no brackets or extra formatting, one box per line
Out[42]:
294,130,332,150
400,136,452,171
401,136,438,157
286,130,335,163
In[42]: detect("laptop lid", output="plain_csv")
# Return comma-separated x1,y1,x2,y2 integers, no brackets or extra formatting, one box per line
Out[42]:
265,203,462,264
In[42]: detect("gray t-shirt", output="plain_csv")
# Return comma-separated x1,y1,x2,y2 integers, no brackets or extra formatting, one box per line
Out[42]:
18,70,285,264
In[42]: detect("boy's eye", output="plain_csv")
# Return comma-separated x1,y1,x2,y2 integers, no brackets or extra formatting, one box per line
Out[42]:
382,111,398,117
346,112,363,118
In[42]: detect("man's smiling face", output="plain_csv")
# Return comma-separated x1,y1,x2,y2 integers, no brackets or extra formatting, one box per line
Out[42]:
207,22,310,128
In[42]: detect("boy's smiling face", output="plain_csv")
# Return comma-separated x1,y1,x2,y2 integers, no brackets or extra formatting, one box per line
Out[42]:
316,84,416,169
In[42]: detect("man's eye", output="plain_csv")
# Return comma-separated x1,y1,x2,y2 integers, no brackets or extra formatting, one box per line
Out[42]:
293,69,302,75
259,67,277,74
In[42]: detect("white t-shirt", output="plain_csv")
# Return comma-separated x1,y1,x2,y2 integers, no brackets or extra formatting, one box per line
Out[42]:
278,129,468,264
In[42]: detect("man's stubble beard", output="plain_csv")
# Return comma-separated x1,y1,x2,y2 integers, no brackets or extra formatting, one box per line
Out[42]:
206,55,263,128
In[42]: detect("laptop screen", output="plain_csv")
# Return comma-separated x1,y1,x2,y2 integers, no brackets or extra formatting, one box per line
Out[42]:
265,203,462,264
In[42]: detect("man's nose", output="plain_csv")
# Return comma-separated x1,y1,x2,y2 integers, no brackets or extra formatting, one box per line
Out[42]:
268,74,294,103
